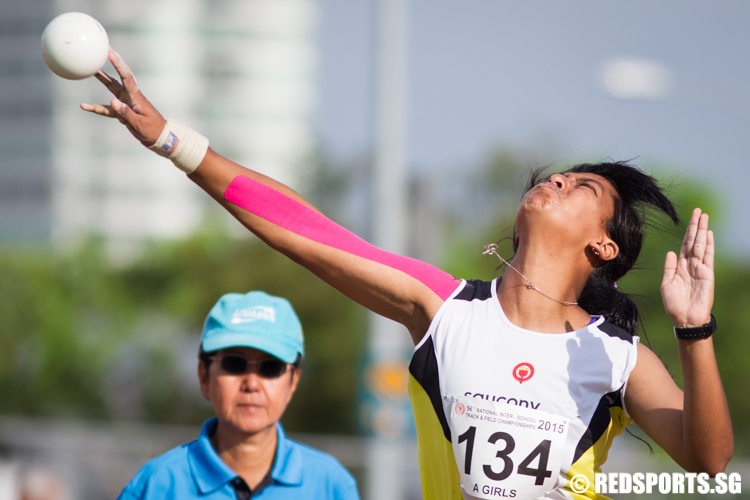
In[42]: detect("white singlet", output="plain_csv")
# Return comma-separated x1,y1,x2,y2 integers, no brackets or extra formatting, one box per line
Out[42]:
408,279,639,500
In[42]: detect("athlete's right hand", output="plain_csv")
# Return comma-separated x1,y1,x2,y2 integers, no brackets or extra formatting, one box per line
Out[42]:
80,48,166,147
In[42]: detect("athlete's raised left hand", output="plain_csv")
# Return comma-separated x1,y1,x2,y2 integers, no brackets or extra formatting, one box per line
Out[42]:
661,208,714,329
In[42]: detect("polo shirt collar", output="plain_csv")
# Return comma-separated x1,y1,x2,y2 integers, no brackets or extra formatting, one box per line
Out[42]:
271,422,302,486
188,418,303,494
189,418,237,494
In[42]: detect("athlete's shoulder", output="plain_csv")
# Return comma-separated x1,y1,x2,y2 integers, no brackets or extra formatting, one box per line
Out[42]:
595,319,635,344
453,279,494,302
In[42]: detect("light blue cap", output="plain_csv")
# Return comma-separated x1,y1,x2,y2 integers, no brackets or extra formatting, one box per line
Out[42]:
200,291,304,363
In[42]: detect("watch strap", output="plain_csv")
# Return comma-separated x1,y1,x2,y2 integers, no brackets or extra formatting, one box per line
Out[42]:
674,314,717,340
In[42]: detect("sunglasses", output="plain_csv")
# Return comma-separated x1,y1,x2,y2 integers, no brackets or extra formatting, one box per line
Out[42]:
214,355,290,379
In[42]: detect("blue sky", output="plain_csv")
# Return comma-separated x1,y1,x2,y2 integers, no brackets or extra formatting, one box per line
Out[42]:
315,1,750,255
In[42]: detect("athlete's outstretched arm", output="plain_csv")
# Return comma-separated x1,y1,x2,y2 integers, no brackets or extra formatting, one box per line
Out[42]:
81,49,457,343
625,208,733,475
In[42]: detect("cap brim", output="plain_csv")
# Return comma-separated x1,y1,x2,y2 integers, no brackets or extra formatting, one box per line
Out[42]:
201,332,299,364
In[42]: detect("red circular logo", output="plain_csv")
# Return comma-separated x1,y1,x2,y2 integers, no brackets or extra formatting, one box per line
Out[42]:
513,362,534,384
455,402,466,415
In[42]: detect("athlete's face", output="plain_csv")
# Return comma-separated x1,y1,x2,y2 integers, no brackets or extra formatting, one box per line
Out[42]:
198,347,299,436
517,172,619,252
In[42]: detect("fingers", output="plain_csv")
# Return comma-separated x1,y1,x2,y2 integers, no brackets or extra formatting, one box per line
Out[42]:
80,102,117,118
680,207,702,260
106,98,148,142
94,70,123,96
662,250,678,287
109,98,134,122
80,98,133,124
108,48,140,95
79,99,134,123
690,212,710,263
704,229,715,270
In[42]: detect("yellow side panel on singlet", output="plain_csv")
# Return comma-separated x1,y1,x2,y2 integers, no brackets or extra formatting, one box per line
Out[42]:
408,374,462,500
564,406,631,500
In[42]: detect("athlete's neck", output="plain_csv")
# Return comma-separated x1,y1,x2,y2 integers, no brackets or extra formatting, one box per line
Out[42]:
496,244,591,333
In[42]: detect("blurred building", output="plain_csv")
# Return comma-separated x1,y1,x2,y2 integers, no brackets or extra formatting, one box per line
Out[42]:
0,0,318,254
0,0,54,242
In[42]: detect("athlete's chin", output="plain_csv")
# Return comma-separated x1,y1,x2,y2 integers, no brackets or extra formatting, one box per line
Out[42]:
517,205,586,244
517,195,557,221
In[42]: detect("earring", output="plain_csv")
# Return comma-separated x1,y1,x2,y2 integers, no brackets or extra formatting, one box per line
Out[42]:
592,248,600,256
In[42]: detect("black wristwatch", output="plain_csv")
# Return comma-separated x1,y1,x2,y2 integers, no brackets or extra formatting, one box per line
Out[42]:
674,314,717,340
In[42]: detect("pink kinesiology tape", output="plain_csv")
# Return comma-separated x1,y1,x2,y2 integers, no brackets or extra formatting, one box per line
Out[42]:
224,175,459,301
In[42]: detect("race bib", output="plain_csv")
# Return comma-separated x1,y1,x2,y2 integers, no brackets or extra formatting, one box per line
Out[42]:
448,396,569,500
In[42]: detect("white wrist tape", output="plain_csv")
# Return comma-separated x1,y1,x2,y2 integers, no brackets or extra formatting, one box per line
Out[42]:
148,119,209,174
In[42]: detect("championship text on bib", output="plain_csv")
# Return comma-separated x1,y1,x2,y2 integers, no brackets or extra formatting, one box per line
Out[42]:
448,396,569,500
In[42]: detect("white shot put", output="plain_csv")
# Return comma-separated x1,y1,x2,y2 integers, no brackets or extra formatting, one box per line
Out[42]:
41,12,109,80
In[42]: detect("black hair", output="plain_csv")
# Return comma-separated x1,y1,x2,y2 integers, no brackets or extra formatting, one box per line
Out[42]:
514,161,680,336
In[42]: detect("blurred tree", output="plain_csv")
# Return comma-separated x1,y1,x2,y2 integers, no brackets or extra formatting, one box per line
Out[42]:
0,148,367,434
0,235,366,433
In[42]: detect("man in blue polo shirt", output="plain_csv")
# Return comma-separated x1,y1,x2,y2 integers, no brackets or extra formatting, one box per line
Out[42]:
118,291,360,500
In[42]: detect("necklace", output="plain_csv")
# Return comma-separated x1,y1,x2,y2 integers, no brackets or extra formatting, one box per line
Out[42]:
482,243,578,306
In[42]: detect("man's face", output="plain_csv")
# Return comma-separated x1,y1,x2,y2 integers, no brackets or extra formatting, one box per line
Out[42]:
198,347,299,436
